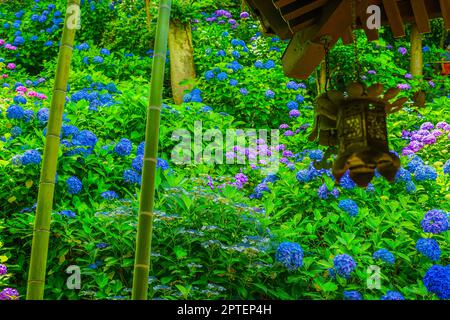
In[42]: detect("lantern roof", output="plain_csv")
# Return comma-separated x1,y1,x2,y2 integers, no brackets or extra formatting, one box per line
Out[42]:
245,0,450,79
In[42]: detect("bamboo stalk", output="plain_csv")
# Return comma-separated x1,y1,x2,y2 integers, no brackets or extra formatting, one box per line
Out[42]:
26,0,80,300
132,0,172,300
410,24,423,77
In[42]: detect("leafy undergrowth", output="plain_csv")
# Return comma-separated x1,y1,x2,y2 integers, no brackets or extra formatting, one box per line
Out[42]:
0,1,449,300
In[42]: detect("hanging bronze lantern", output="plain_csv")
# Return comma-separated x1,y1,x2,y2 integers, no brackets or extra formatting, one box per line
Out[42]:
309,82,408,187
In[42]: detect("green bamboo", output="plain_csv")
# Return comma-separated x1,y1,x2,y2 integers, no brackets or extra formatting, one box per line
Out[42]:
26,0,80,300
132,0,172,300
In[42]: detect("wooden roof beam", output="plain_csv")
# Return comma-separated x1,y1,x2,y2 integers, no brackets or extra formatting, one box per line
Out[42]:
358,0,379,41
274,0,296,9
282,0,352,79
440,0,450,29
290,18,316,33
284,0,329,21
341,26,354,45
410,0,431,33
382,0,406,37
245,0,292,39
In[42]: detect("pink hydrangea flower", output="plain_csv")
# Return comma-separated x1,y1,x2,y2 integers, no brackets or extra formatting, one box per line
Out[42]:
16,86,27,93
6,63,16,70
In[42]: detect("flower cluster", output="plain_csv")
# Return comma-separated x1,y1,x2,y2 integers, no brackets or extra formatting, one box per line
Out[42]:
381,291,405,300
416,238,441,261
333,254,357,278
338,199,359,217
373,248,395,265
421,209,449,234
275,242,303,271
423,265,450,299
66,176,83,194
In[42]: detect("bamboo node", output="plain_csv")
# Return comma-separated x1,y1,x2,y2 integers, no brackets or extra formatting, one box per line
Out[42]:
152,52,166,59
40,179,56,185
60,44,74,50
143,157,157,163
148,105,162,111
46,134,61,141
134,264,150,269
28,279,45,284
34,228,50,233
140,211,154,217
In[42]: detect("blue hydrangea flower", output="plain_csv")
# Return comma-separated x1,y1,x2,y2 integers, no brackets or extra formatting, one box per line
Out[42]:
93,56,104,64
157,158,170,170
21,149,41,165
13,95,26,104
11,126,22,137
381,291,405,300
132,155,143,172
114,138,132,157
23,109,34,122
339,171,356,190
100,48,110,55
333,254,357,278
205,70,215,80
286,101,298,110
217,72,228,81
264,60,275,69
62,125,79,138
416,238,441,261
423,265,450,299
265,90,275,98
275,242,303,271
183,94,192,102
229,79,238,86
72,130,97,147
123,169,141,185
36,108,49,125
373,248,395,264
395,167,412,182
421,209,449,234
338,199,359,217
405,181,416,193
344,291,362,300
59,210,76,218
441,160,449,175
101,191,119,200
67,176,82,194
318,183,328,200
6,105,24,119
309,149,324,161
136,142,145,156
414,165,437,181
249,183,270,199
254,60,264,69
296,169,312,183
407,155,424,172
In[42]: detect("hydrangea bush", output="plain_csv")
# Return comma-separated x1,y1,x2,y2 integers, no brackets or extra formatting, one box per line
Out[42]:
0,1,449,300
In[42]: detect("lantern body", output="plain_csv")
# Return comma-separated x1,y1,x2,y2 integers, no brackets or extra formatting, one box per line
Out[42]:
309,83,406,187
333,100,399,186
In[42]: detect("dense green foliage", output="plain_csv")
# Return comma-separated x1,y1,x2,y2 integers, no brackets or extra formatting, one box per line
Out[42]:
0,0,449,300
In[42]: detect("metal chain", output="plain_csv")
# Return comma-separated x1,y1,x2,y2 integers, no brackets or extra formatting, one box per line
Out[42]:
324,37,331,91
351,0,361,81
